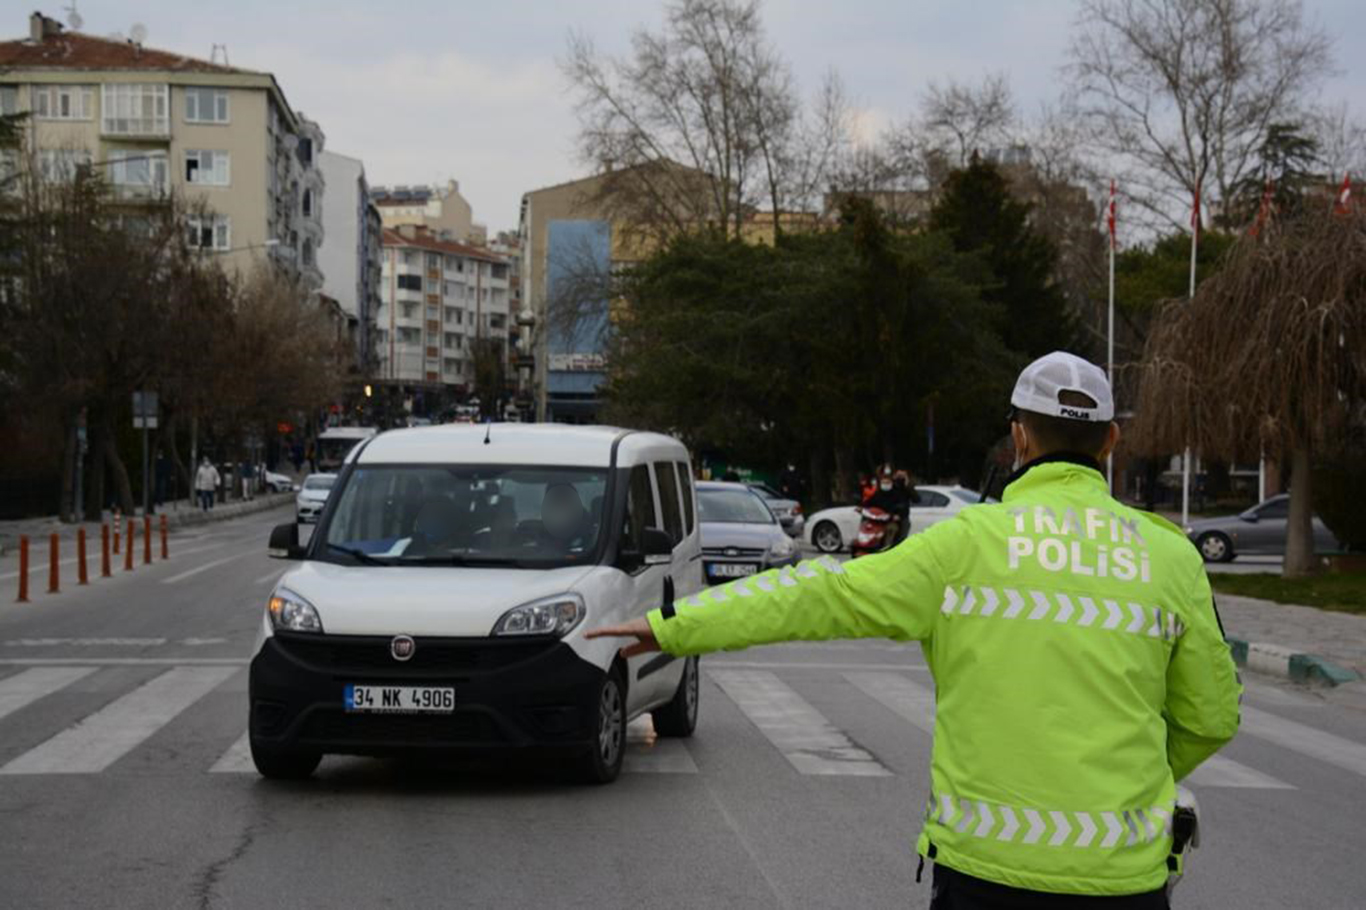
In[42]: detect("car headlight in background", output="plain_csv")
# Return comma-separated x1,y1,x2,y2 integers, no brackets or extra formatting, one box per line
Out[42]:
769,536,795,558
492,593,585,637
268,588,324,633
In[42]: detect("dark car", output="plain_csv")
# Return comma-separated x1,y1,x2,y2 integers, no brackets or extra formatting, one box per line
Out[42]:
1185,494,1340,562
696,481,799,584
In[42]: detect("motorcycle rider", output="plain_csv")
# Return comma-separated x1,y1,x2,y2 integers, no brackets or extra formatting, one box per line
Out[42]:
864,465,917,547
589,351,1240,907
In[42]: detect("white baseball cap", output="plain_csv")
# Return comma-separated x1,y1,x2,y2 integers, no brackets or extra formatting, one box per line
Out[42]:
1010,351,1115,422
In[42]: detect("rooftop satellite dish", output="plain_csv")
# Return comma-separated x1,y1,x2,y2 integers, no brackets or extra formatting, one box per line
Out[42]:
130,23,147,45
68,11,84,30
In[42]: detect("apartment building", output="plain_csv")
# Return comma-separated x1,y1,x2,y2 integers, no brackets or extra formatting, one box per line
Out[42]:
0,12,323,285
378,225,510,393
319,150,382,374
371,180,487,246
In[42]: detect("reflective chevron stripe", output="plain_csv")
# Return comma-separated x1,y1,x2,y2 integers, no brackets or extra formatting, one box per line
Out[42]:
938,586,1185,641
926,794,1174,849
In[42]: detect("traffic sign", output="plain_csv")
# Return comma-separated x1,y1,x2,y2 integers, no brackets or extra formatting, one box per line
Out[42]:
132,391,158,430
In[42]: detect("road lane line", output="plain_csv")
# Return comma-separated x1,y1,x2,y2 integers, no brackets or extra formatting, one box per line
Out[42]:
0,667,98,722
708,669,890,776
0,658,248,666
1184,754,1295,789
161,550,256,584
0,666,239,774
843,671,937,735
0,556,80,581
4,638,168,647
1240,705,1366,778
210,732,253,773
254,567,288,586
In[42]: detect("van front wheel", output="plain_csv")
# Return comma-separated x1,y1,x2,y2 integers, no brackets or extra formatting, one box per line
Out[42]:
651,656,699,738
573,667,626,784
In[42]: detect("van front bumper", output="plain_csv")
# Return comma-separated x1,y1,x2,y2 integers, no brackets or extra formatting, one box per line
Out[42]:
248,632,605,756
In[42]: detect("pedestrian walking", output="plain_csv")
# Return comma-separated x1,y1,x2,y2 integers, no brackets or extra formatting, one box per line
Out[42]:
239,461,255,501
194,457,220,512
589,351,1240,908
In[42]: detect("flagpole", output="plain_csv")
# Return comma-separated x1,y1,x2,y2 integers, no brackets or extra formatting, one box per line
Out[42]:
1181,187,1199,529
1106,180,1116,492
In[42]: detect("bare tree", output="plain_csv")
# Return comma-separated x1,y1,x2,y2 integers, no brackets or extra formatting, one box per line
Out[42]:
1067,0,1335,228
920,72,1018,167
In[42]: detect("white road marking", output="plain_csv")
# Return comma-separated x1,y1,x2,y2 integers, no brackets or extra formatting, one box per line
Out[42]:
4,638,168,647
1240,705,1366,778
161,550,256,584
1185,754,1295,789
625,739,699,774
0,555,81,581
0,666,239,775
0,658,248,666
1242,682,1322,709
709,669,890,776
843,671,936,735
254,567,288,586
209,732,253,773
0,667,97,721
180,638,229,647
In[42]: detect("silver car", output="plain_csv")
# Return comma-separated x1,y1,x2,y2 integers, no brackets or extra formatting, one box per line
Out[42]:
295,473,337,524
746,482,805,538
1184,494,1340,562
697,482,799,584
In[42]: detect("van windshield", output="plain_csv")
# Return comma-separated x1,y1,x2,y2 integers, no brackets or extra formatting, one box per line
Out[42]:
321,465,608,568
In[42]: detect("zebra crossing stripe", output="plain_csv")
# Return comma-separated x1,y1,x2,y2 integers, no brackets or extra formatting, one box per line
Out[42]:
0,667,97,722
843,672,936,735
1185,754,1295,789
210,732,252,773
1240,705,1366,779
0,666,238,775
708,669,890,777
624,738,699,774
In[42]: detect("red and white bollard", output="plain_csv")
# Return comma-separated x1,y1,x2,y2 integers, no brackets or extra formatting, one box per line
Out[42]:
160,514,169,560
143,515,152,565
101,524,112,578
48,533,59,594
77,527,89,585
124,520,134,572
15,536,29,603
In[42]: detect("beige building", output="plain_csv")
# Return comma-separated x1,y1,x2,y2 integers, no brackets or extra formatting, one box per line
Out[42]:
0,12,323,284
371,180,486,246
378,225,510,392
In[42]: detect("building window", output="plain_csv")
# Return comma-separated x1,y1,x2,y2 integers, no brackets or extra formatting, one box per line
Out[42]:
400,302,418,319
101,84,168,136
109,150,168,196
489,313,506,330
403,250,419,266
396,274,422,291
186,215,231,251
184,149,230,186
302,188,313,217
492,264,509,280
297,137,313,166
397,327,420,344
302,238,315,266
425,278,440,294
185,87,230,124
0,86,18,115
0,149,19,193
38,149,92,183
33,85,93,120
426,304,438,320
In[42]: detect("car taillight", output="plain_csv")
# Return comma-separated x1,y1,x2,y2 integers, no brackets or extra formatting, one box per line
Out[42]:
792,504,802,516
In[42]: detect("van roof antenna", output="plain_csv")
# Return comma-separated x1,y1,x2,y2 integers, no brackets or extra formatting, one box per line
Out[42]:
483,419,492,445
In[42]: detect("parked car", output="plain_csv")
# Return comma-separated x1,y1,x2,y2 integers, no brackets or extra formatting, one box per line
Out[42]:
252,424,704,783
1184,494,1341,562
746,482,805,538
804,486,987,554
295,473,337,524
264,471,298,493
697,481,798,583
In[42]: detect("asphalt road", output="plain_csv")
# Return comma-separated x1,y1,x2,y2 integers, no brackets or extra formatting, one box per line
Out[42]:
1,507,1364,909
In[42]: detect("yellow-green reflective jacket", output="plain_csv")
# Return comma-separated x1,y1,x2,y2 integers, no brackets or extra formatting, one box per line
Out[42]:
647,458,1241,896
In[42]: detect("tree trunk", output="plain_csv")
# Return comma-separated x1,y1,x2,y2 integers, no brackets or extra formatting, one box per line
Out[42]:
1283,445,1319,578
86,425,106,520
808,448,829,511
165,412,191,505
103,417,136,516
59,415,77,521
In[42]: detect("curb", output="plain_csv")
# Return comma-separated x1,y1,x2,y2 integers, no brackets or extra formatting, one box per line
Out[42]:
1226,637,1361,687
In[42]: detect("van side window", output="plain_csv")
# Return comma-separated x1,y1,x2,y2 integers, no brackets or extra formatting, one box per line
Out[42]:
675,462,695,536
654,461,683,544
623,465,657,550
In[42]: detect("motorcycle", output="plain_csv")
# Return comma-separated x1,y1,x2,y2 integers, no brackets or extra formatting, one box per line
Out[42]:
851,507,900,558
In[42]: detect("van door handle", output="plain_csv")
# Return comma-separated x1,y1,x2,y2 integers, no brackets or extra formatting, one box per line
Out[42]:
662,575,674,609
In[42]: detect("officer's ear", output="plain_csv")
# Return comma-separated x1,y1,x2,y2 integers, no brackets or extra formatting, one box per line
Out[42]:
1097,422,1121,461
1010,420,1030,462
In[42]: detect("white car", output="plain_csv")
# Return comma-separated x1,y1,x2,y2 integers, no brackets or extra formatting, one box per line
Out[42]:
295,473,337,524
804,485,988,554
252,424,704,783
265,471,298,493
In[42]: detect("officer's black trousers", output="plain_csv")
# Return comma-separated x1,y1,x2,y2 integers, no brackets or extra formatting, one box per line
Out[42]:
930,865,1170,910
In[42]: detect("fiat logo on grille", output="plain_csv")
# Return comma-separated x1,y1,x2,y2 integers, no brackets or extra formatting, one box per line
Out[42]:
390,635,416,662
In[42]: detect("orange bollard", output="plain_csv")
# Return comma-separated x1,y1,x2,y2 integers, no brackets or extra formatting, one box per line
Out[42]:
15,536,29,603
48,533,59,594
101,524,111,578
143,515,152,565
113,519,120,555
77,528,89,585
124,520,134,571
160,514,169,560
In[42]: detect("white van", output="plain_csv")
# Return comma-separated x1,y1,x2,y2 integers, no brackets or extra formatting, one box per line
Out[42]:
251,424,704,783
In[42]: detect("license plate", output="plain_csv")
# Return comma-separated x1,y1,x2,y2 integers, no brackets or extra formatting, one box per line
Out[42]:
344,684,455,714
708,562,758,578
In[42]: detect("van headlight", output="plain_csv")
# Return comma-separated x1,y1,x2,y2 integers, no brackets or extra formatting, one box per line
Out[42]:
267,588,324,633
492,593,585,637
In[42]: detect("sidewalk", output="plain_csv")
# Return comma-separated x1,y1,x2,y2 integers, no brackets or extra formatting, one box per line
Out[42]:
0,493,295,556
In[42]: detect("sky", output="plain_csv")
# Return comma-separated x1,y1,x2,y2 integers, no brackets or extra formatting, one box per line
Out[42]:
27,1,1366,233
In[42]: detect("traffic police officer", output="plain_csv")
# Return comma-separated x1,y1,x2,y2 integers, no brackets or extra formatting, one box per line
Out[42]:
588,352,1242,907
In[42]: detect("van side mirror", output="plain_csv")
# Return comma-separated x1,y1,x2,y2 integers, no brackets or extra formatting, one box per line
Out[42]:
641,528,675,565
268,522,305,559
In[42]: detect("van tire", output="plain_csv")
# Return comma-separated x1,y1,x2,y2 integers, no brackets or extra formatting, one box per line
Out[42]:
573,666,627,784
250,738,321,780
651,656,699,738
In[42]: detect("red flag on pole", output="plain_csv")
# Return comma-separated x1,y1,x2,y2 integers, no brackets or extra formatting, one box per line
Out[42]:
1107,180,1117,250
1334,174,1352,215
1249,178,1274,237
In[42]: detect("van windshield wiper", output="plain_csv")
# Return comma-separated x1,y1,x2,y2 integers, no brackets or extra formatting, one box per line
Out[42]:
328,544,394,566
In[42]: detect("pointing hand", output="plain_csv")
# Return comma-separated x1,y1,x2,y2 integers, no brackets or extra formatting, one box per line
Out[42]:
585,618,661,658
